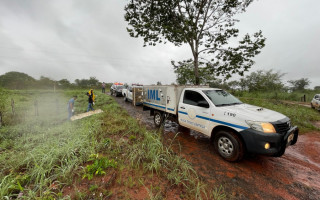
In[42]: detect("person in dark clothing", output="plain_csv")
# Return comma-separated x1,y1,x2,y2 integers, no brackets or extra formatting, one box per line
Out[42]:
87,89,95,112
68,95,77,120
102,82,106,93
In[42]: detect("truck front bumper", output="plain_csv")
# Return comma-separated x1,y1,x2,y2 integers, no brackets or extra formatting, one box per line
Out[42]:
239,126,299,156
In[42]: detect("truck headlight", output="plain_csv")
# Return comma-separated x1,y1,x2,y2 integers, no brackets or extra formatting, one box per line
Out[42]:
246,120,276,133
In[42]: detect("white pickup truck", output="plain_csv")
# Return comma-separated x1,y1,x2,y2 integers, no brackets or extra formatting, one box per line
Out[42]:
142,85,299,161
122,84,143,104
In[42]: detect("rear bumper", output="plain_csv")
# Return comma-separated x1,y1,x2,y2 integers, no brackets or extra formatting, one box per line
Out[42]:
239,126,299,156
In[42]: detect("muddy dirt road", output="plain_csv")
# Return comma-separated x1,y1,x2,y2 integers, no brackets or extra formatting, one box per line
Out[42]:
112,95,320,200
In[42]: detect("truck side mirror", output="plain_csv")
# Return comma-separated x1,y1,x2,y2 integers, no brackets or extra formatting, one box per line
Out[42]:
198,101,209,108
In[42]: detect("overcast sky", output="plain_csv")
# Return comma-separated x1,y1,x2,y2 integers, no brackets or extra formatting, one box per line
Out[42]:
0,0,319,88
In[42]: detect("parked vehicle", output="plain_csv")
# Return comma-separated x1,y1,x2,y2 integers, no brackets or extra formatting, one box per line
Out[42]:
311,94,320,110
110,83,124,97
142,85,299,162
122,84,143,104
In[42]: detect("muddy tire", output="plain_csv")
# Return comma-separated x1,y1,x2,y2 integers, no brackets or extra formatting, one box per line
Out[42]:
214,130,244,162
124,94,128,102
154,111,163,127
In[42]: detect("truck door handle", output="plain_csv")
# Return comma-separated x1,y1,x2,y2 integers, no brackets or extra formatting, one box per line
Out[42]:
180,106,185,109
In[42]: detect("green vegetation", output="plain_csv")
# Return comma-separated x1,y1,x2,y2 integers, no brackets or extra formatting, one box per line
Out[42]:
125,0,265,85
0,71,109,90
82,154,117,180
235,90,317,103
0,89,219,199
0,90,101,198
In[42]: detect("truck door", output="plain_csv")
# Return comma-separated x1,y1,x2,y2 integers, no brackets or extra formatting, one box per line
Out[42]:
178,90,211,136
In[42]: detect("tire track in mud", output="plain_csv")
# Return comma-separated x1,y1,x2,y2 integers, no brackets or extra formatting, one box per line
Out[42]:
112,95,320,200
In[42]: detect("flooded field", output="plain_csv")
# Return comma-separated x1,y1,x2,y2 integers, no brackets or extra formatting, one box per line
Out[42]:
112,95,320,200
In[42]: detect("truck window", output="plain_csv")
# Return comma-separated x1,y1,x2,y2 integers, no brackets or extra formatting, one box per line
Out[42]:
183,90,208,107
203,90,242,107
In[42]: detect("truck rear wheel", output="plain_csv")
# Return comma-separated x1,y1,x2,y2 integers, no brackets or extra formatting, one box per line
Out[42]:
214,130,244,162
154,111,163,127
311,103,315,109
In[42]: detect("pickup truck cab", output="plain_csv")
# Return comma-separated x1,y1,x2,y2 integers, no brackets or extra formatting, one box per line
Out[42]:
143,85,299,162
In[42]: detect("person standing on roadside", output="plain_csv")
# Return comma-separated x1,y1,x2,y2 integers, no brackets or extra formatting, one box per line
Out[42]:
68,95,77,120
102,82,106,94
87,89,95,112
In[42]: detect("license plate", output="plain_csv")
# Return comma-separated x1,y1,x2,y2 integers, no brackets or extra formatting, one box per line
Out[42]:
287,133,294,145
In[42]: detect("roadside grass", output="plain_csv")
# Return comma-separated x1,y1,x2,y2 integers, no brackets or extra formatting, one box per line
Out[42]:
0,90,224,199
241,98,320,133
94,95,211,199
235,90,317,103
0,90,101,198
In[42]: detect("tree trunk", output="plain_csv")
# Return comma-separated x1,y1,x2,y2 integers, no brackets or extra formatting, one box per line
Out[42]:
194,54,200,85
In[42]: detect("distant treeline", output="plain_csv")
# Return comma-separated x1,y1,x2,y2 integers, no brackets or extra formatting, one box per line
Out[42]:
0,71,112,90
207,70,320,93
1,70,319,93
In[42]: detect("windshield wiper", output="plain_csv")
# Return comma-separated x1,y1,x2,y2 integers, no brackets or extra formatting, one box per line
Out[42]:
215,103,232,107
228,102,243,105
216,102,242,107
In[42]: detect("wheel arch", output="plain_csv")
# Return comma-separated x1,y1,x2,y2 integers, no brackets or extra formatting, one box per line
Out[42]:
210,125,247,151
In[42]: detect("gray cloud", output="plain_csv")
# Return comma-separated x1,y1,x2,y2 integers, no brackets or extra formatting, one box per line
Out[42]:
0,0,319,88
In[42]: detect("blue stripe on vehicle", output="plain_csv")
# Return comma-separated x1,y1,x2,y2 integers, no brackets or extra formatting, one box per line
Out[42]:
178,111,188,115
167,108,175,111
178,111,248,130
143,102,166,109
207,118,248,130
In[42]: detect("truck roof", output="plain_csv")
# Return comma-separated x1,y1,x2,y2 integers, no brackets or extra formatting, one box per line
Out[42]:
201,88,221,91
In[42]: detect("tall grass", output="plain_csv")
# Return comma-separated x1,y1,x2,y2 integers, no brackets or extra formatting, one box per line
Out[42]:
0,90,103,198
98,97,208,199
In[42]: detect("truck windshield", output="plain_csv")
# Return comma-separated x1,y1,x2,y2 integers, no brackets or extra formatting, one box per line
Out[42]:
117,86,124,89
203,90,242,107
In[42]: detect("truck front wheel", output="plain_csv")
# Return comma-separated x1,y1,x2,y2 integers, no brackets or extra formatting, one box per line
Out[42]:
124,94,128,102
214,130,244,162
154,111,163,127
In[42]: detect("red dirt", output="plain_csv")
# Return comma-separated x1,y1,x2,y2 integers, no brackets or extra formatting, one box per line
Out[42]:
113,95,320,200
63,167,183,199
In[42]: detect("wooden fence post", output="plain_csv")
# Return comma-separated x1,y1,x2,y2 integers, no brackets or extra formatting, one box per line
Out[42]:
11,98,15,116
